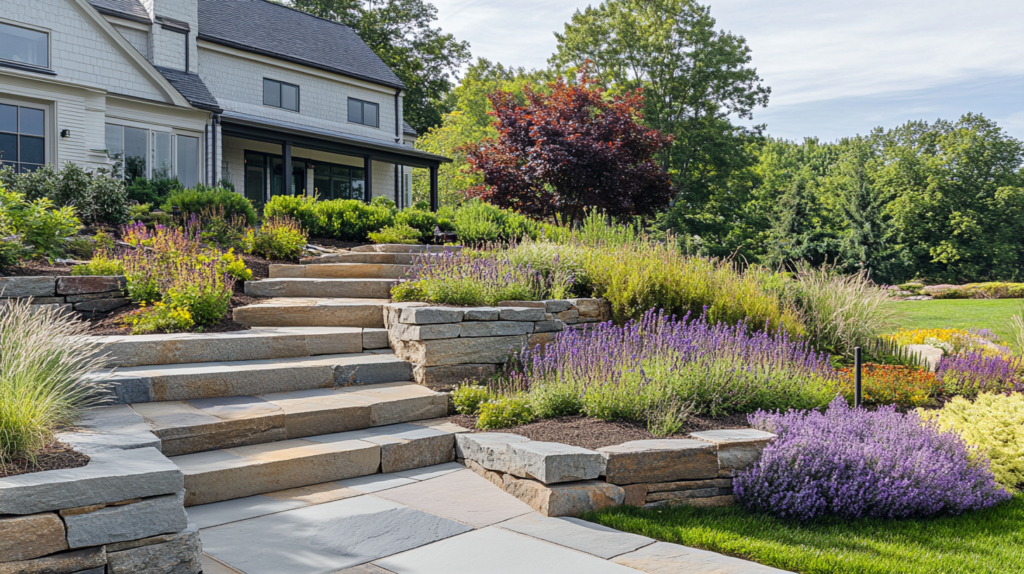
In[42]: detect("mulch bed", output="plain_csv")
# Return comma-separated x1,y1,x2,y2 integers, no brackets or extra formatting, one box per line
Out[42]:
447,413,752,450
0,442,90,479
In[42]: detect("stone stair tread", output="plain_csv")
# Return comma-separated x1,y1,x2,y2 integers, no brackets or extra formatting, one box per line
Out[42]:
244,278,396,299
270,263,410,279
232,298,390,328
97,352,403,379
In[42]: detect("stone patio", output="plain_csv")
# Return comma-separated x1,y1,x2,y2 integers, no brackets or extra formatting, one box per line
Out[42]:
195,464,787,574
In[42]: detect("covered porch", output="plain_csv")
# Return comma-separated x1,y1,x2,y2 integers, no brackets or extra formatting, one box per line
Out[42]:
213,111,448,211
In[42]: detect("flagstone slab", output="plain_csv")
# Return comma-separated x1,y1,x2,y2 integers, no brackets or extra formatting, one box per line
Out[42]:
391,462,464,481
506,441,606,484
337,474,418,493
233,298,388,328
612,541,790,573
374,527,640,574
497,514,654,559
201,497,471,574
375,470,532,528
56,405,161,455
189,483,362,529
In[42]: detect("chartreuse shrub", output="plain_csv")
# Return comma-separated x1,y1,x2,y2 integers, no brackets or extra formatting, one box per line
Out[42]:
0,299,108,462
246,217,307,260
452,384,492,415
164,185,257,225
920,393,1024,492
737,397,1010,520
71,252,125,276
368,225,421,245
477,395,535,430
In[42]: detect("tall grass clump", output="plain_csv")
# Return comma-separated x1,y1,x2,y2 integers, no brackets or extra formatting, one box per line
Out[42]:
502,310,838,435
0,299,108,463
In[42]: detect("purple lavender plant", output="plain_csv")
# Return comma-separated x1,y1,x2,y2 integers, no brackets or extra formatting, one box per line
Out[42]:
735,397,1011,520
936,352,1022,396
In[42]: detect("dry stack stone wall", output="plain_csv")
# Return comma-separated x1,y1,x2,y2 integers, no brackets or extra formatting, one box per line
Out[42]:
383,298,611,391
0,276,130,318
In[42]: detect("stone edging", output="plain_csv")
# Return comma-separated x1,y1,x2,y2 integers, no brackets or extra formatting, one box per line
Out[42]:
455,429,775,517
0,275,129,318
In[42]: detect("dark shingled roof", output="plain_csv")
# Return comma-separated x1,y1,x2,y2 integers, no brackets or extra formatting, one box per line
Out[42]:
155,66,223,113
403,121,417,136
88,0,151,24
197,0,405,90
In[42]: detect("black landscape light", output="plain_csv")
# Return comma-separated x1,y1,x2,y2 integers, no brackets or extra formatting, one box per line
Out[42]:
854,347,863,407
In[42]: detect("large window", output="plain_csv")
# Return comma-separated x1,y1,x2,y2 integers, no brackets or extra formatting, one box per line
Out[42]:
245,151,365,204
105,125,199,187
0,23,48,69
347,98,378,128
263,79,299,112
0,103,46,173
314,163,365,200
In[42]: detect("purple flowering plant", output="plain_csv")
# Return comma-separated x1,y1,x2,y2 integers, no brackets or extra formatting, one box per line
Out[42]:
735,397,1011,521
936,352,1022,396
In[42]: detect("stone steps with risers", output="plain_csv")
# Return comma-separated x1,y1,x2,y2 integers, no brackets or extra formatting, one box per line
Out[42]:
244,278,396,299
270,263,409,280
232,298,388,328
304,252,419,265
351,244,461,254
92,327,388,368
88,352,413,404
130,381,448,457
173,419,461,506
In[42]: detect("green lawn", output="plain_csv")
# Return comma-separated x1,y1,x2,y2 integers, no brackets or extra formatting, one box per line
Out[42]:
895,299,1021,351
583,495,1024,574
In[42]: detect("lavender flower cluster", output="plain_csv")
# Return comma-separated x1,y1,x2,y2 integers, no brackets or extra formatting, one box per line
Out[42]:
937,351,1023,396
735,397,1011,521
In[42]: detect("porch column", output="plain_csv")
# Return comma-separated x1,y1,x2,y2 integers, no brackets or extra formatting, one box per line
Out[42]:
364,155,373,203
430,164,439,212
394,163,401,208
283,142,292,196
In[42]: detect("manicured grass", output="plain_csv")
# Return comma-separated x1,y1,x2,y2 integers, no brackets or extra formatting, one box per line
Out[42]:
583,495,1024,574
896,299,1021,351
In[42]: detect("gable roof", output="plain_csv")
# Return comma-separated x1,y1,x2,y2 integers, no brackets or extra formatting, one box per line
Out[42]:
155,66,222,113
197,0,405,90
87,0,150,24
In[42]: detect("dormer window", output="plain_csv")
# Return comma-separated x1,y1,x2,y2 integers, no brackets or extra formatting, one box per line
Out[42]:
0,22,49,70
263,79,299,112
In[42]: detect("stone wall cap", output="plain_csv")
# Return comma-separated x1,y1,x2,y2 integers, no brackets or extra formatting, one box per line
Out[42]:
399,306,465,325
689,429,775,444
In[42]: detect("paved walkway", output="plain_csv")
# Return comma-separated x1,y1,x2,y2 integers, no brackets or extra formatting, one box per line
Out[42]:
194,463,785,574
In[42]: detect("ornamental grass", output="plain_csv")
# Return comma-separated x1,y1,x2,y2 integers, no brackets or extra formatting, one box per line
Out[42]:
0,299,108,463
737,397,1010,521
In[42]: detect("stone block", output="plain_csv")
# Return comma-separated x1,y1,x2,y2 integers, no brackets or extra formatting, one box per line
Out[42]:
643,494,736,510
455,433,530,472
73,297,129,314
16,296,66,304
0,547,105,574
463,458,506,489
543,300,573,313
570,298,603,318
646,478,732,493
690,429,776,471
0,448,182,515
622,483,647,507
413,363,497,391
503,476,625,517
245,278,395,299
506,441,606,484
598,439,719,485
462,307,500,321
56,276,126,295
459,321,535,338
55,404,161,455
496,300,546,308
532,320,564,333
361,328,390,349
106,523,202,574
398,307,464,325
390,322,461,341
64,492,189,548
498,307,547,321
0,276,56,298
395,335,527,367
333,358,413,386
327,425,455,474
0,513,68,563
556,309,580,322
526,332,557,350
645,488,721,502
65,291,126,303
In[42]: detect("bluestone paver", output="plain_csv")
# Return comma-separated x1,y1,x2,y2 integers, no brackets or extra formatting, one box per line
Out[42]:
612,540,790,573
497,514,655,559
337,474,417,493
391,462,463,481
374,470,532,528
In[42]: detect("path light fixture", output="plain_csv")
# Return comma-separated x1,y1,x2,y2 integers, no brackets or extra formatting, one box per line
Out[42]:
853,347,863,407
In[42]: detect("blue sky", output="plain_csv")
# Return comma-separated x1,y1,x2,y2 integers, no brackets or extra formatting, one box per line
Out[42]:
429,0,1024,142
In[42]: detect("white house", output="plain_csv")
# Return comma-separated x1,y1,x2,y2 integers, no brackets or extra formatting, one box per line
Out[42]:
0,0,448,209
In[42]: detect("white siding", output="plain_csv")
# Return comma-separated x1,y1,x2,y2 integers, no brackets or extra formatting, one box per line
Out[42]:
112,24,149,59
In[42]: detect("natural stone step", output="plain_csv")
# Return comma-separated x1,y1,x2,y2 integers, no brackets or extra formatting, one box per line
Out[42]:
350,244,461,254
87,353,414,405
129,382,448,456
232,298,387,328
91,327,368,368
172,421,458,506
304,252,418,265
244,278,396,299
270,263,410,280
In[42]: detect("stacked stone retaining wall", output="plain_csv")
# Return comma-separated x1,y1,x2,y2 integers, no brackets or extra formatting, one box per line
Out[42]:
0,276,129,318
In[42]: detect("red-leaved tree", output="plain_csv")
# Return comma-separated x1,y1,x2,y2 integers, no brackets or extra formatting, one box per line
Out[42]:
464,66,674,224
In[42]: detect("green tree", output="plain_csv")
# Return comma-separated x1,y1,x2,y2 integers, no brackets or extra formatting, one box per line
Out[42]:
289,0,471,133
550,0,770,219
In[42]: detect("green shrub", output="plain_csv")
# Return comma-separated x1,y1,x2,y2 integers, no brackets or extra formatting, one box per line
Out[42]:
477,395,535,430
199,205,248,249
0,299,108,462
368,224,421,245
394,209,441,241
164,281,232,327
313,200,394,241
119,301,194,335
126,177,184,206
0,187,81,260
71,253,125,276
264,195,319,234
0,163,128,225
0,239,23,273
163,185,257,225
452,384,492,415
66,231,115,260
246,217,308,260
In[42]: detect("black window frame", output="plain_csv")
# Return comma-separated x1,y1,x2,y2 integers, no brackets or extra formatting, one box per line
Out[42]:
0,22,50,71
347,98,379,128
263,78,300,112
0,102,47,174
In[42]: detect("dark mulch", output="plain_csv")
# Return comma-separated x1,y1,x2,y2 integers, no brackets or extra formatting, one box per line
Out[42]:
241,253,294,280
3,260,76,277
1,442,90,478
447,413,752,450
86,294,258,335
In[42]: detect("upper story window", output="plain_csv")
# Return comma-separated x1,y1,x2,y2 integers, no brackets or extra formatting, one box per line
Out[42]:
0,22,49,69
263,79,299,112
348,98,379,128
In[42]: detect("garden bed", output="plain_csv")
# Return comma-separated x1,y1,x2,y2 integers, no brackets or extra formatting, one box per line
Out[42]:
447,414,751,450
84,294,259,336
0,441,90,478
